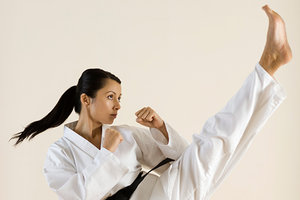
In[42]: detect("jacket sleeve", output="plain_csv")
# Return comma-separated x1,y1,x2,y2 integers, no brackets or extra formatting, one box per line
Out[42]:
129,122,189,174
43,145,129,200
191,63,286,199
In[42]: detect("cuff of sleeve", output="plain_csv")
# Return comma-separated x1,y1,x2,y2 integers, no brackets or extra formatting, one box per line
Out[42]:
149,126,168,145
150,122,189,159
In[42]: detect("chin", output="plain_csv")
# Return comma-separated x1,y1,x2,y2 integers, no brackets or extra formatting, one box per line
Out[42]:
107,119,115,124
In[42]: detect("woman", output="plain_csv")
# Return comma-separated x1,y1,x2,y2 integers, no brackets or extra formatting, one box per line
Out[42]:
11,5,292,200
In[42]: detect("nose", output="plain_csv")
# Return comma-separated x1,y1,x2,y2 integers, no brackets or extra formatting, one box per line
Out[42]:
114,99,121,110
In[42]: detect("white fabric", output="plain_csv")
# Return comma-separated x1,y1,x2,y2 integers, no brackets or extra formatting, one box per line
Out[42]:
43,113,189,200
43,63,286,200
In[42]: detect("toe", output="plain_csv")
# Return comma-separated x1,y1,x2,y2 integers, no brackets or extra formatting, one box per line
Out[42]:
262,4,273,14
263,5,270,11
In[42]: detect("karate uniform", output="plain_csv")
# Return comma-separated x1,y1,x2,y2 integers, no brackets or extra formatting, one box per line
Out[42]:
43,63,286,200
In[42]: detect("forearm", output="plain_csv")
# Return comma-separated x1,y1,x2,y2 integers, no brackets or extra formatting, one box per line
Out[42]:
158,121,169,142
149,121,189,160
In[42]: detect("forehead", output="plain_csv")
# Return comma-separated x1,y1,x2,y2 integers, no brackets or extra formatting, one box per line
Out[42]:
97,79,121,95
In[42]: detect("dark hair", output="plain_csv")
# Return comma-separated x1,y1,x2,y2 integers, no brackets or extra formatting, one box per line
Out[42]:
10,68,121,146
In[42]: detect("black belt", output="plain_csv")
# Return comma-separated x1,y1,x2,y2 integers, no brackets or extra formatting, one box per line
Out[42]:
106,158,175,200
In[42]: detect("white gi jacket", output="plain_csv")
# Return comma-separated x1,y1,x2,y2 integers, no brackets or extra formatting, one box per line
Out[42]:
43,63,286,200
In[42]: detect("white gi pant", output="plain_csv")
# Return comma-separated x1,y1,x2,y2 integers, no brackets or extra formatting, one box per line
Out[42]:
132,63,286,200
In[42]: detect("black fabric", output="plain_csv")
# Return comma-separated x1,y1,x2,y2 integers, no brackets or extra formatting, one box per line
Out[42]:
106,158,175,200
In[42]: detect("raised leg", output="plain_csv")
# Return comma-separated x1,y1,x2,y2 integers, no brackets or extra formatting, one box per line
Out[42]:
150,5,290,200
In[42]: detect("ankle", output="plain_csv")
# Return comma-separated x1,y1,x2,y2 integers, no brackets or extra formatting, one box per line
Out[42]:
259,52,279,76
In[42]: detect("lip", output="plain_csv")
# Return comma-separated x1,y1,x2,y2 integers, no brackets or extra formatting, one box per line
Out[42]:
110,114,117,118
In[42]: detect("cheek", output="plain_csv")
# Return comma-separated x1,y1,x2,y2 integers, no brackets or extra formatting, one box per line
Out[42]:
101,99,113,108
90,101,111,117
89,103,102,117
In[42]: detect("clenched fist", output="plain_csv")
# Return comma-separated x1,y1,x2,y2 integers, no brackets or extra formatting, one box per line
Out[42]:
102,128,123,153
135,106,164,129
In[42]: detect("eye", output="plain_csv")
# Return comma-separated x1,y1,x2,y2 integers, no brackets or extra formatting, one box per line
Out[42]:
107,94,121,102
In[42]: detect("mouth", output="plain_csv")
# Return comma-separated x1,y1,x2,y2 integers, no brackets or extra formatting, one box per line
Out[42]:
110,114,117,118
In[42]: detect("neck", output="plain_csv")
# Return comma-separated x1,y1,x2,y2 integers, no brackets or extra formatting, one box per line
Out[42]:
74,115,103,140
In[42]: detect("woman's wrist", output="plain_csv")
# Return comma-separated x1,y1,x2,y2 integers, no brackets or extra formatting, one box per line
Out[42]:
158,121,169,142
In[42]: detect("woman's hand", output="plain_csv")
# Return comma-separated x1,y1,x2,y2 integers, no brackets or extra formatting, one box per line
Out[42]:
135,107,169,141
135,106,164,129
103,128,123,152
135,106,169,142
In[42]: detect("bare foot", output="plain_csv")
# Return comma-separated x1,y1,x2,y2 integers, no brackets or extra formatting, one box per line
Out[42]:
259,5,292,76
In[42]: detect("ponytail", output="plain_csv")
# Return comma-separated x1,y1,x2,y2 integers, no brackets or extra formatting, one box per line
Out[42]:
11,67,121,146
10,86,77,146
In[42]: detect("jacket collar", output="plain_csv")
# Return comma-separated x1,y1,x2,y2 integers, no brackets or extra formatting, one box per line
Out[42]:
63,120,109,158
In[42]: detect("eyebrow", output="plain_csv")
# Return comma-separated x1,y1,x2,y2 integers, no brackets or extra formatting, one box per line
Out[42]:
105,91,122,96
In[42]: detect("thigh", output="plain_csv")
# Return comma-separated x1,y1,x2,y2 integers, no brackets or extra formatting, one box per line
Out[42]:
150,142,207,200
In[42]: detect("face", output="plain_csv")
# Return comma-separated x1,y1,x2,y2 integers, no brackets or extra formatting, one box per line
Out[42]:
87,79,122,125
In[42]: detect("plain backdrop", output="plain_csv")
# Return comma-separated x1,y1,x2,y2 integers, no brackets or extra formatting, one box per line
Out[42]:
1,0,299,199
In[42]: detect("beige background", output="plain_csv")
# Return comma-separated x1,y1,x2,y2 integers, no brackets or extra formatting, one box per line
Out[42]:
1,0,299,199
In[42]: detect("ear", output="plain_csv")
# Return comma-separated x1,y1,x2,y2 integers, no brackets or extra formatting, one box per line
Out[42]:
80,93,90,106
